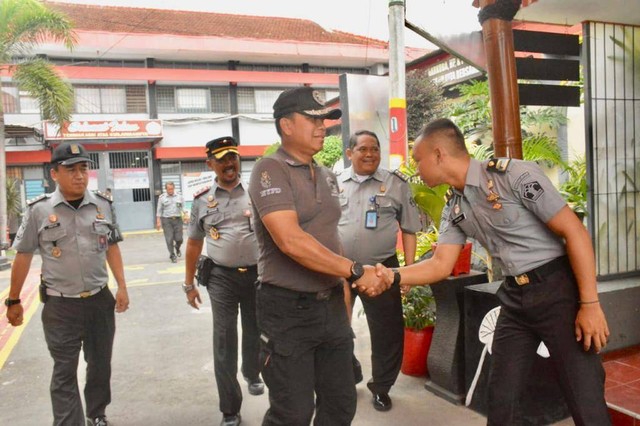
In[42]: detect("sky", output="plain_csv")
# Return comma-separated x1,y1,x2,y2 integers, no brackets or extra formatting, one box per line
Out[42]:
48,0,482,48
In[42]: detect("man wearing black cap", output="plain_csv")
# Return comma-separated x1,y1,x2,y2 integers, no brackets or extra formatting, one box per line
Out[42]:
248,87,391,425
183,136,262,426
5,143,129,426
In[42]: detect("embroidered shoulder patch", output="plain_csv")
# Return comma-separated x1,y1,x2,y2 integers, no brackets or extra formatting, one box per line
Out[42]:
27,193,50,206
194,186,211,199
392,169,410,182
487,158,511,173
522,181,544,201
94,190,113,202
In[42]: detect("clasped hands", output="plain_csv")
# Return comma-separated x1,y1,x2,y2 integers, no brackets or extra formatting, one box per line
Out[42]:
351,264,395,297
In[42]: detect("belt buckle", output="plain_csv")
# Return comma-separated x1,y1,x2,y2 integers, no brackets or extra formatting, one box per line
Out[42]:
79,291,92,298
316,290,331,301
237,267,247,273
515,274,530,286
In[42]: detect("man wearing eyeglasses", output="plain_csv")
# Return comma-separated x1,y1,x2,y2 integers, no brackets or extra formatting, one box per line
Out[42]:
337,130,422,412
183,136,263,426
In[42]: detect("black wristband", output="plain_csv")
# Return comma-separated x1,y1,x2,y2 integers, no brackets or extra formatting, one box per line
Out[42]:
4,298,21,307
391,268,401,286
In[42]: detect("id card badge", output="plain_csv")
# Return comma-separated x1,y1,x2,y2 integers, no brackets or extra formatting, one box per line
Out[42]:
365,209,378,229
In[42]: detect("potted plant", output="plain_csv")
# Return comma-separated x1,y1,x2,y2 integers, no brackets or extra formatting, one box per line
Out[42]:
401,285,436,376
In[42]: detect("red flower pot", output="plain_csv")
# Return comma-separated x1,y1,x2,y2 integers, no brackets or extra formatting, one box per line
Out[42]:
401,326,434,377
431,241,472,276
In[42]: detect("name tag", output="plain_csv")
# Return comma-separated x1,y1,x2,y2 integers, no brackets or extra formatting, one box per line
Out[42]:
452,213,466,225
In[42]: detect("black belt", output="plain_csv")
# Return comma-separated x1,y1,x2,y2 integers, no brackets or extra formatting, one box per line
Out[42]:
213,263,257,274
259,281,342,301
507,255,569,286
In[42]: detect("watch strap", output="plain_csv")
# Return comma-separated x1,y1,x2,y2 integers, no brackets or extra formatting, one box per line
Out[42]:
4,298,21,307
392,268,401,286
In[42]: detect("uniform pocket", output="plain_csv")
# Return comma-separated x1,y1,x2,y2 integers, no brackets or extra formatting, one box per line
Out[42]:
41,226,67,242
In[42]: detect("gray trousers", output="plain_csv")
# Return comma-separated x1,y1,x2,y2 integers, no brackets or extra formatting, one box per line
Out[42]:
42,287,116,426
160,216,183,256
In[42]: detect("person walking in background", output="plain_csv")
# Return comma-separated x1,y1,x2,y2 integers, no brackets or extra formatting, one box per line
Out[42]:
5,143,129,426
337,130,422,412
248,87,390,426
183,136,263,426
378,118,611,426
156,181,184,263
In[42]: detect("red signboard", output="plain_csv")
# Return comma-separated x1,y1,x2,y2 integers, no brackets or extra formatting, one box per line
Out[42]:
44,120,163,140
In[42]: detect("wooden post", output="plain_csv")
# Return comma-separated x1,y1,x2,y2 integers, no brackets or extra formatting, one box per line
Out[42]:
476,0,523,159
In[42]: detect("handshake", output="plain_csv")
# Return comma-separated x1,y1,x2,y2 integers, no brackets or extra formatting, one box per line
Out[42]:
350,264,398,297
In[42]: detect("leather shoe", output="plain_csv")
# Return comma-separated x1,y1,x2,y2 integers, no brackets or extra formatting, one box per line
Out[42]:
175,247,182,257
220,413,241,426
372,393,392,412
244,376,264,395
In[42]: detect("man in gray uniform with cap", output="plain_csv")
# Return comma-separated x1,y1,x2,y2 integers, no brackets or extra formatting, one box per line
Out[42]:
248,87,390,426
184,136,262,426
5,143,129,426
156,181,184,263
377,118,611,426
338,130,422,412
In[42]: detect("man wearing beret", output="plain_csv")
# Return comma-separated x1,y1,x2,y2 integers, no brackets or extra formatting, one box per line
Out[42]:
248,86,391,425
183,136,263,426
5,142,129,426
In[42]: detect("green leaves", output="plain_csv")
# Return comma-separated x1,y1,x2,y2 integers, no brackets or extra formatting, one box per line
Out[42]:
402,285,436,330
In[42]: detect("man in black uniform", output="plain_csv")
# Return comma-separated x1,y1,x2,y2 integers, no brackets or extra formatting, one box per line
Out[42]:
5,143,129,426
248,87,390,426
184,136,263,426
377,119,611,426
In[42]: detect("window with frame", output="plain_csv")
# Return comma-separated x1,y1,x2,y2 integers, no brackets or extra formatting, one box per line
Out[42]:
238,88,285,114
1,85,39,114
157,86,230,113
74,85,146,113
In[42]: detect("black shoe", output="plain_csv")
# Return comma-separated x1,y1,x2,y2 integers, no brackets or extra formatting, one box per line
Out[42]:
372,393,392,412
220,413,241,426
352,355,363,385
244,376,265,395
89,417,110,426
176,247,182,257
170,254,177,263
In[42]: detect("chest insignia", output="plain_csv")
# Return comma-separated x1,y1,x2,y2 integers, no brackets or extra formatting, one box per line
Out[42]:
209,227,220,240
48,214,57,223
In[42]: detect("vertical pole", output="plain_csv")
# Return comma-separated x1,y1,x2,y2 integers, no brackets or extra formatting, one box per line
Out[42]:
388,0,408,168
478,0,523,159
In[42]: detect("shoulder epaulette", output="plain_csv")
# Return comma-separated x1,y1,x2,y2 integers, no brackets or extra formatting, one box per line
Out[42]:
392,169,410,182
444,187,454,203
27,193,50,206
94,190,113,202
486,158,511,173
194,186,211,199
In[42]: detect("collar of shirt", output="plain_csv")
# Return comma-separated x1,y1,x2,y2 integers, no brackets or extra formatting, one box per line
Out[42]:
211,179,245,193
452,158,483,197
276,146,318,168
50,187,98,208
340,166,384,183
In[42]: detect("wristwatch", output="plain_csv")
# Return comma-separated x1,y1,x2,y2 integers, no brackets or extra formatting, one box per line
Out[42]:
391,268,401,286
347,261,365,283
4,298,21,307
182,283,195,293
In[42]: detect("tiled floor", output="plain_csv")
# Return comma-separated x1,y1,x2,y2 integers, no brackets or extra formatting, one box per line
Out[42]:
603,345,640,425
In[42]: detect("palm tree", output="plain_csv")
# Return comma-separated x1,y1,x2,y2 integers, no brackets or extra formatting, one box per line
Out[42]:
0,0,76,249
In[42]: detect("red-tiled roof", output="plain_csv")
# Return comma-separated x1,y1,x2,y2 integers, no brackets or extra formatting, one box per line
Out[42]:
46,2,388,47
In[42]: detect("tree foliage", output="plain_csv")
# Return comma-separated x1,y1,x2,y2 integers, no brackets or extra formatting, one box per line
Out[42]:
406,68,444,140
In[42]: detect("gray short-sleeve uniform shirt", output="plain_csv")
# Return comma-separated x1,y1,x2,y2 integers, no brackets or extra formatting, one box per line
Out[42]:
438,158,567,275
337,166,422,264
248,147,342,292
156,192,183,218
188,181,258,267
12,188,122,293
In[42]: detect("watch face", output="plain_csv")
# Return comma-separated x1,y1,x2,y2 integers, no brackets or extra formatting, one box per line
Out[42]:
352,262,365,278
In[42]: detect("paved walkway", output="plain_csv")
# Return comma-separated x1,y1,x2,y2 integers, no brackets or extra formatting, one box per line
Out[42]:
0,231,562,425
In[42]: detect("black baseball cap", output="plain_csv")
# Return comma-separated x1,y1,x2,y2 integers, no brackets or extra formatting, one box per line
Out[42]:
51,143,93,165
273,87,342,120
205,136,239,159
